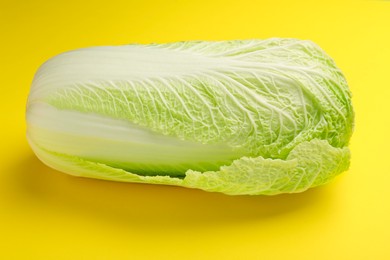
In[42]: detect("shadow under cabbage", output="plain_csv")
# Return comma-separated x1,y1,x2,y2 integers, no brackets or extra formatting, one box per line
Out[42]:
11,152,336,230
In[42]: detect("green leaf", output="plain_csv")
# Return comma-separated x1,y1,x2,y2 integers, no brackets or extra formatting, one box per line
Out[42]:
29,138,349,195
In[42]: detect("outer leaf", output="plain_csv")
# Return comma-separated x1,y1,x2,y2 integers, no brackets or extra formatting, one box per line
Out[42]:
28,138,349,195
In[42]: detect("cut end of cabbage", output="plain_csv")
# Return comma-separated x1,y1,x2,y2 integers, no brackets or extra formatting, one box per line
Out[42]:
26,39,354,195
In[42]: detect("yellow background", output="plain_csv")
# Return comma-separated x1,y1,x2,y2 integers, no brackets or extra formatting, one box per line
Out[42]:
1,0,389,259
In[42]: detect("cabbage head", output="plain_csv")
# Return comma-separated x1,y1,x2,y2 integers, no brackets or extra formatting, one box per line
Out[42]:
26,39,354,195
